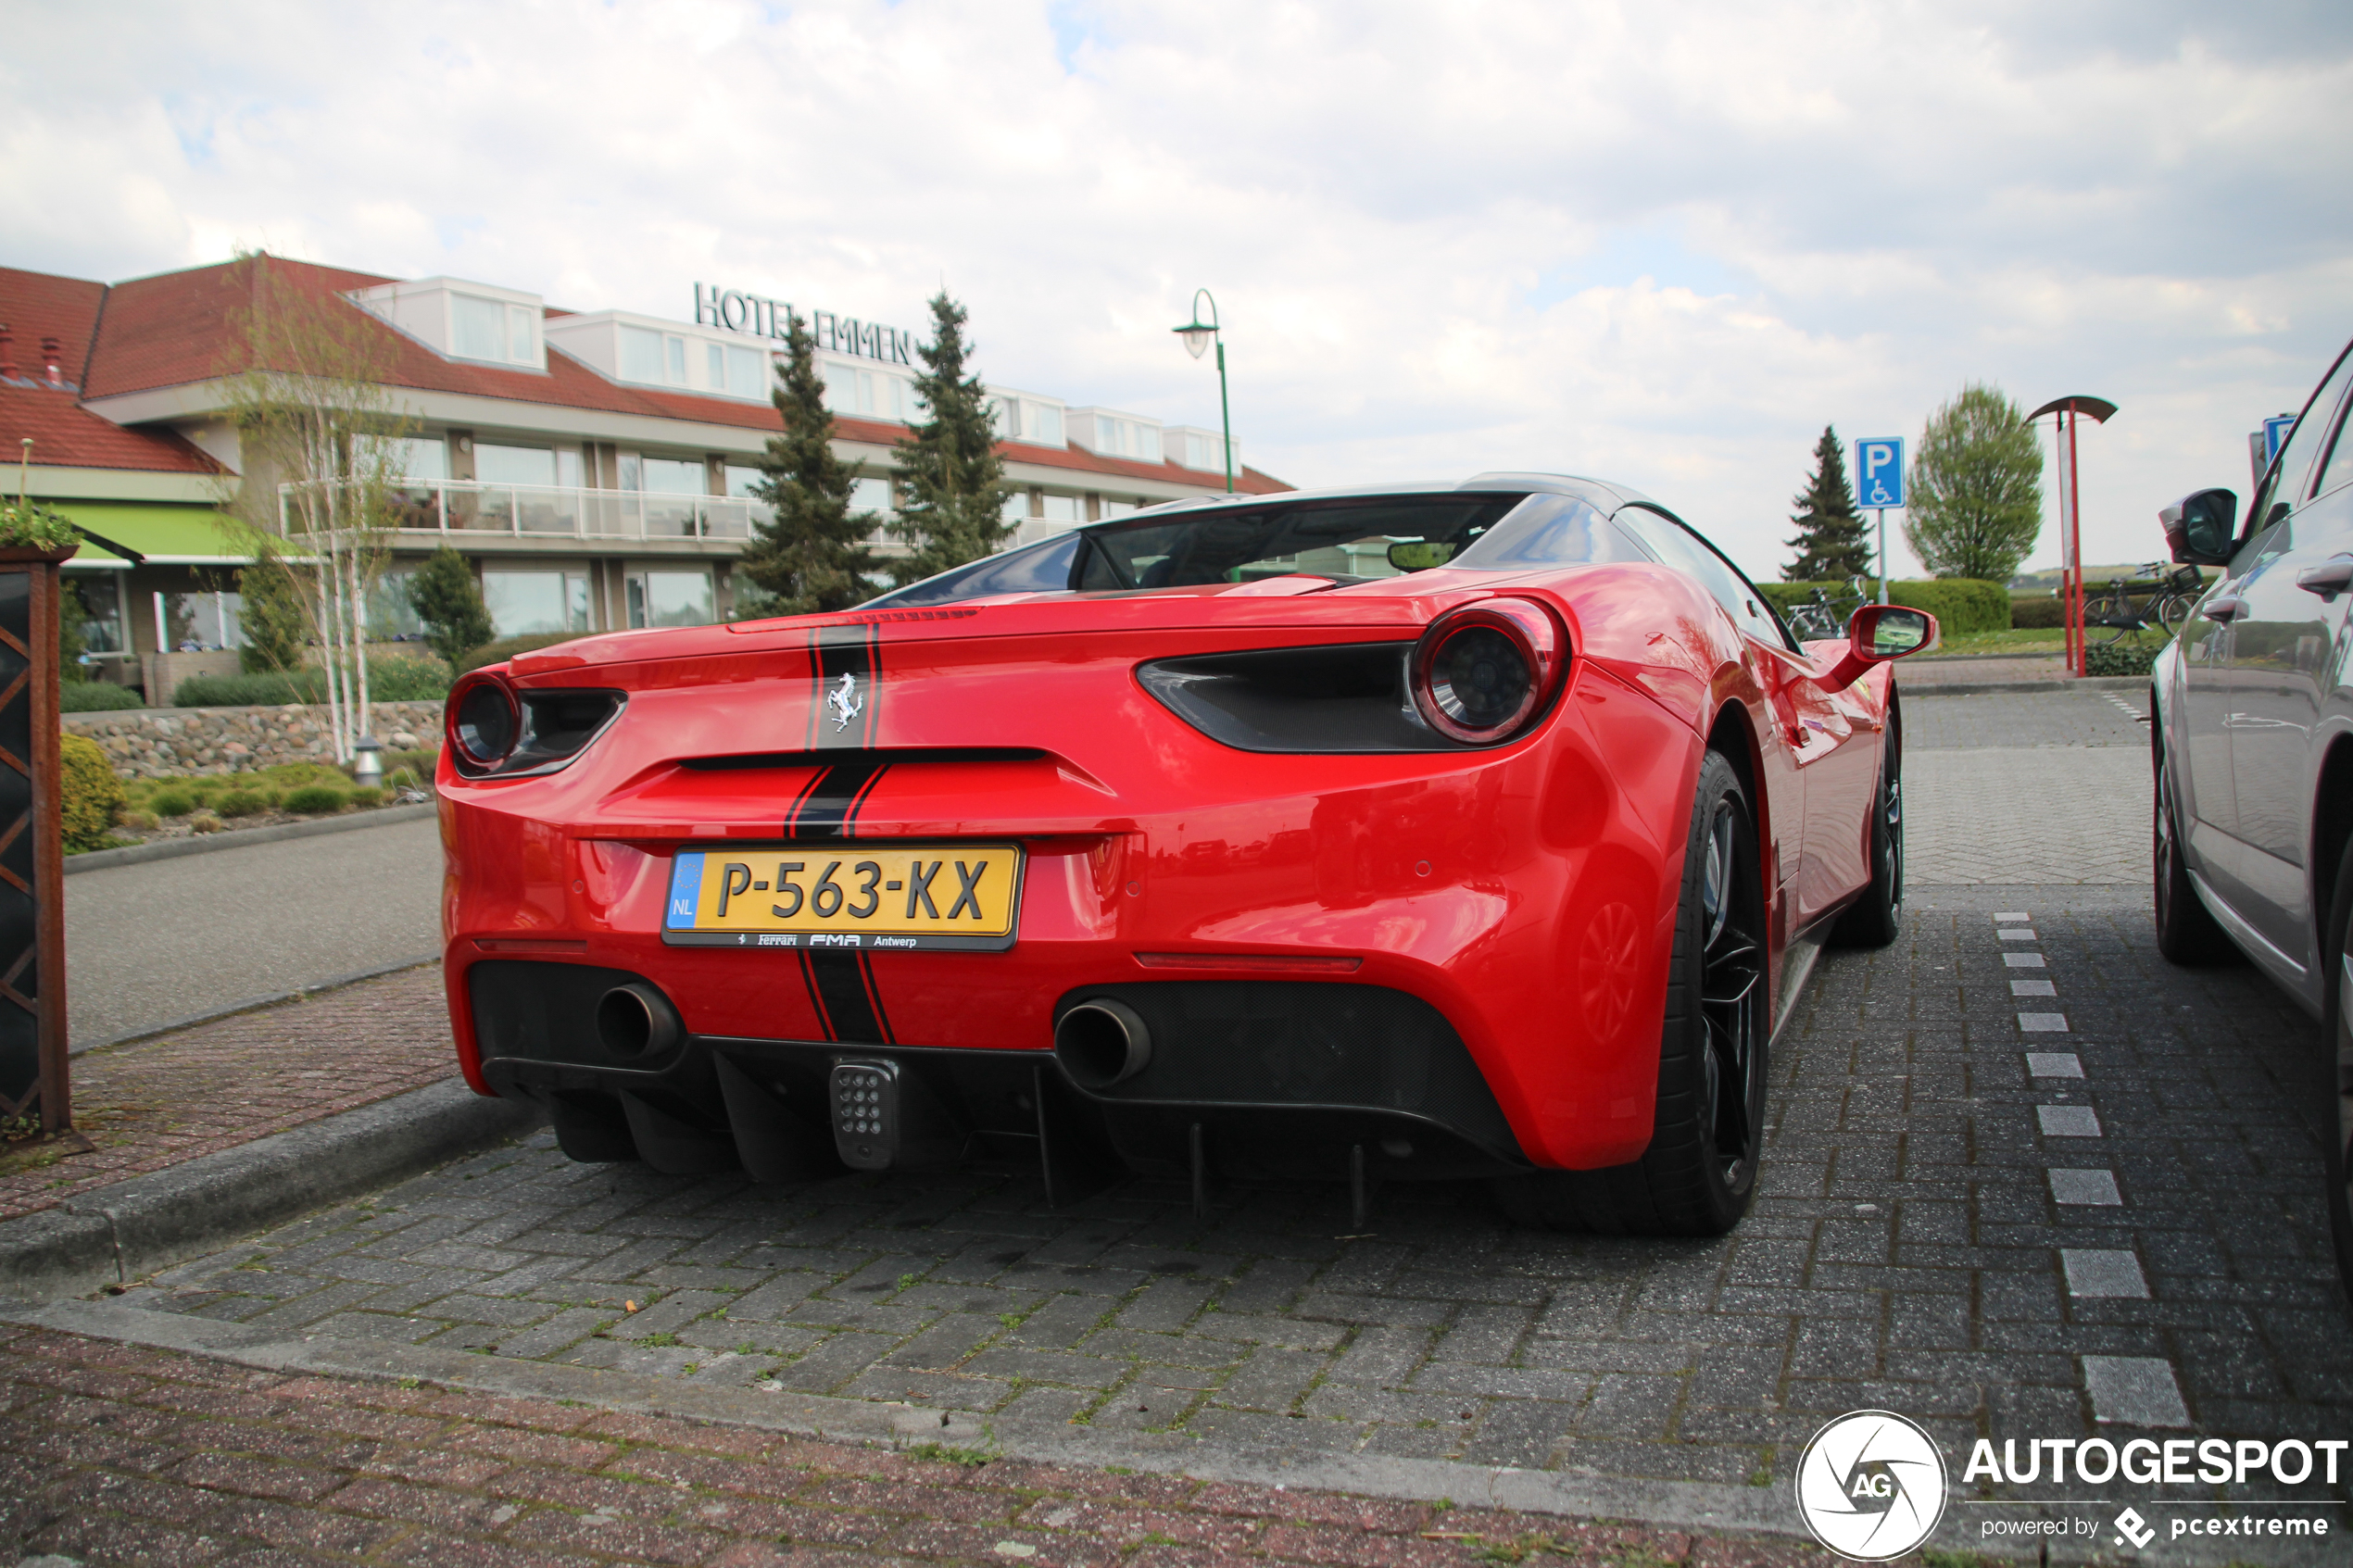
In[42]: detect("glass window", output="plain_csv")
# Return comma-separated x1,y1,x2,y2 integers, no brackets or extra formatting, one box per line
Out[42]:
506,304,536,363
641,458,705,495
665,335,686,384
2252,345,2353,529
1079,495,1523,591
369,570,425,641
475,444,556,487
626,570,714,629
483,571,589,636
617,452,641,491
618,326,665,383
1041,493,1078,523
707,344,725,390
69,574,124,657
850,477,893,515
724,464,765,498
1451,494,1649,571
555,448,584,489
1101,499,1137,519
990,397,1018,438
1028,403,1064,445
163,589,245,651
1002,489,1032,521
450,295,505,361
891,377,921,421
1610,504,1793,649
824,361,858,415
384,435,447,481
726,345,765,399
875,533,1082,607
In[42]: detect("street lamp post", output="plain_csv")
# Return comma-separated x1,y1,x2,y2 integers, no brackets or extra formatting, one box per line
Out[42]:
2027,395,2118,678
1171,290,1233,493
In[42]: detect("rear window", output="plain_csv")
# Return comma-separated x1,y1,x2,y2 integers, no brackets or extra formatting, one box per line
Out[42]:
1448,494,1650,570
1078,495,1524,590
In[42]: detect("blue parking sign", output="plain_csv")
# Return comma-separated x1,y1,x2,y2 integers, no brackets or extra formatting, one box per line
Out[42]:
1856,437,1905,509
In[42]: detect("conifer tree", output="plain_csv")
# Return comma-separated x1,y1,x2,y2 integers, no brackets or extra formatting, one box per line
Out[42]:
888,293,1009,586
740,309,881,615
407,545,493,668
1783,425,1874,582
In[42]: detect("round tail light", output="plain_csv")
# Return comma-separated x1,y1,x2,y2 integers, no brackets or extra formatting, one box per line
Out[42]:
447,671,521,771
1409,598,1566,744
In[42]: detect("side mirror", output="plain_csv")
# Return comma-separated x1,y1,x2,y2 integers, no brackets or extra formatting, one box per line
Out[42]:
2159,489,2237,566
1387,540,1458,572
1818,604,1940,692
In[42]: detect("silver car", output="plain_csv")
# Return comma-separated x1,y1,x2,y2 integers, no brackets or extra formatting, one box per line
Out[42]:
2153,332,2353,1298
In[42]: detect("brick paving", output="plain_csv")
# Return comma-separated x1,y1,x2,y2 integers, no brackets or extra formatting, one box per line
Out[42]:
0,1323,1831,1567
101,890,2353,1516
0,965,449,1223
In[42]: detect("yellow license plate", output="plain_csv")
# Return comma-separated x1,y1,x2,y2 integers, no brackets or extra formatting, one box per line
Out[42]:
661,843,1023,952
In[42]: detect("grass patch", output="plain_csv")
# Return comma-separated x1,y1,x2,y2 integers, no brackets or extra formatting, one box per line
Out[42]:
280,784,349,814
905,1441,992,1468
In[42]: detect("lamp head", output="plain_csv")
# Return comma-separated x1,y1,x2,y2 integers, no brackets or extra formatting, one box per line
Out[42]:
1173,320,1214,359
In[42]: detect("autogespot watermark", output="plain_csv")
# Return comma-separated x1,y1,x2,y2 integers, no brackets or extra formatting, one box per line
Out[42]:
1795,1411,2345,1560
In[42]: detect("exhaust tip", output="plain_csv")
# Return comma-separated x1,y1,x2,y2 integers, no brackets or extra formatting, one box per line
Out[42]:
598,983,681,1059
1054,997,1152,1089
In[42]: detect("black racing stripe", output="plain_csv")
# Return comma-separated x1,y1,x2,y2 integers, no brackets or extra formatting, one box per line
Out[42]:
779,768,832,837
808,624,882,749
788,762,889,841
796,949,836,1040
810,950,886,1043
855,951,896,1045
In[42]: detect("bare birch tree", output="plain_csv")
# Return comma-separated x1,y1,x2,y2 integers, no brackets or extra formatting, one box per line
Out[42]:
209,253,414,762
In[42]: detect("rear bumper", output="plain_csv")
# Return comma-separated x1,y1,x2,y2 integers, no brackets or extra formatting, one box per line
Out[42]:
470,960,1529,1184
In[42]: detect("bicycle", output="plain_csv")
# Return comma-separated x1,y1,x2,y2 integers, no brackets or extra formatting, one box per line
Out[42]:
2082,562,2208,646
1786,577,1871,641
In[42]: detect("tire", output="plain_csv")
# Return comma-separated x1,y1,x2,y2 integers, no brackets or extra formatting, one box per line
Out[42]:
1493,750,1768,1236
2153,734,2236,965
2320,835,2353,1318
1831,709,1904,948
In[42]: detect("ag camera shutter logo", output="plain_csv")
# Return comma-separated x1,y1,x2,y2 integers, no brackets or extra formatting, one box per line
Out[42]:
1795,1410,1948,1560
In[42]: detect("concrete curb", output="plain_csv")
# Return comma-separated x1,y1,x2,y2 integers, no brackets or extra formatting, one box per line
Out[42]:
1904,675,2146,697
0,1078,541,1299
66,801,438,874
3,1298,1803,1543
74,952,441,1056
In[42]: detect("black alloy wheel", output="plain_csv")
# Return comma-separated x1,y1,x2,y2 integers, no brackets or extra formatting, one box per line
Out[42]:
1696,785,1769,1191
1493,749,1768,1236
2319,834,2353,1318
2153,734,2234,965
1833,717,1904,947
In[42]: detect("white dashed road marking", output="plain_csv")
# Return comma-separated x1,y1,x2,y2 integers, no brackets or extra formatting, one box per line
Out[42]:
2083,1356,2193,1428
2003,952,2046,967
2019,1012,2070,1032
2011,978,2057,996
2027,1052,2083,1077
2038,1103,2102,1137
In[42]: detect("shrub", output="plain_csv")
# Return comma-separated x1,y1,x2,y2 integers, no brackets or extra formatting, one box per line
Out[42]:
458,633,583,674
281,784,347,814
346,785,386,808
119,809,157,832
60,683,145,712
148,788,196,819
1756,579,2009,637
2084,641,2158,677
385,767,417,790
60,734,125,852
187,810,224,834
2010,595,2064,629
172,656,456,709
388,747,440,781
215,789,266,819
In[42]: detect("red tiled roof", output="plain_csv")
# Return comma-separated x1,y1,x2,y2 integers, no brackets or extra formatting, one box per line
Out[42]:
0,268,107,390
0,385,221,474
60,255,1289,494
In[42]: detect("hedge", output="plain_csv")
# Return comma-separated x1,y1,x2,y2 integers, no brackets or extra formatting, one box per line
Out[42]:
61,734,125,852
1757,579,2010,636
61,682,145,712
171,653,455,709
457,633,586,674
2084,641,2159,677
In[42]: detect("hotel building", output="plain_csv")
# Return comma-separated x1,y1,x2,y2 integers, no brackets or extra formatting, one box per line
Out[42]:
0,257,1287,697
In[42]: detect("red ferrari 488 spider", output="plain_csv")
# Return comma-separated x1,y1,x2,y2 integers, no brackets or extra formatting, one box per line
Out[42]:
438,475,1934,1236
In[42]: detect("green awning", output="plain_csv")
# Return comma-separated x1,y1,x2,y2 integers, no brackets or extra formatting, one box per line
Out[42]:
48,503,274,568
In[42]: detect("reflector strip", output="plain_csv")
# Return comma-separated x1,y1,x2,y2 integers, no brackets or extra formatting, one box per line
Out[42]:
1132,952,1364,973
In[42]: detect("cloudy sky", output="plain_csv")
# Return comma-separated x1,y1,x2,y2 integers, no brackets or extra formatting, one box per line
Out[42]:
6,0,2349,580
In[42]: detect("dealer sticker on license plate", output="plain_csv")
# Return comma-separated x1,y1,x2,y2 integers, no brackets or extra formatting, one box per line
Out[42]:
661,844,1023,952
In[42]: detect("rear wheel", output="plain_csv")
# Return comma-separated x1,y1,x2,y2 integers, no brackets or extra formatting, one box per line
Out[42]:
1494,750,1768,1236
2154,736,2234,964
2319,835,2353,1318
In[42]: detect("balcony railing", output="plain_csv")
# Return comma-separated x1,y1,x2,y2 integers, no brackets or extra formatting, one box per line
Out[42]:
371,478,771,542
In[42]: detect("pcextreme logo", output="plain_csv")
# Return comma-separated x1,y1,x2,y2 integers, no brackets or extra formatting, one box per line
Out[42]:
1794,1411,1948,1561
